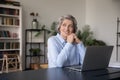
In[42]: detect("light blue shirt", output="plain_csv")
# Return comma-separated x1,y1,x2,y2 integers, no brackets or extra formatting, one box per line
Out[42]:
47,33,86,68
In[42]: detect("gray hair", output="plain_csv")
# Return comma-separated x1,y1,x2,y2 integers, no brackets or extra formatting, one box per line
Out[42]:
57,14,77,33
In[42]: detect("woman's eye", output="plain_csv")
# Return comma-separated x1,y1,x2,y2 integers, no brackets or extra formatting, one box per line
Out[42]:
68,25,73,28
69,25,73,28
62,24,66,27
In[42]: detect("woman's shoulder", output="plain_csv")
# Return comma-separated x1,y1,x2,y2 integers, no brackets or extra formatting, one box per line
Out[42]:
48,35,57,42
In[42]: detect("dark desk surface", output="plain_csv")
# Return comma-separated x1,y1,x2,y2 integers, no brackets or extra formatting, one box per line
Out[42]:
0,67,120,80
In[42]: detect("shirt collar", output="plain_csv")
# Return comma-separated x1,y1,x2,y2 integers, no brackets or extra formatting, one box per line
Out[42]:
56,33,66,44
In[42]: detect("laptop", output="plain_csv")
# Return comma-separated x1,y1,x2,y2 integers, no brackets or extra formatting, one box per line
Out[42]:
65,46,113,71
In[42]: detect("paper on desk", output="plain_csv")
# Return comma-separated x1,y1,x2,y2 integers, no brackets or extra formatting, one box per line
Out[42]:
109,62,120,68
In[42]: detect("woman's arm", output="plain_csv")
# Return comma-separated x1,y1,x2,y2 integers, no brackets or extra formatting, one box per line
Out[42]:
47,37,74,68
77,42,86,64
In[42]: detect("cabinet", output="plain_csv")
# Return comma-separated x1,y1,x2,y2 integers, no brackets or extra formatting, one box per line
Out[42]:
25,29,47,70
116,17,120,62
0,4,22,72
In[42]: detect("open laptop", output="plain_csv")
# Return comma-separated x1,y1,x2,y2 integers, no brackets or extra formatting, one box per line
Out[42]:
65,46,113,71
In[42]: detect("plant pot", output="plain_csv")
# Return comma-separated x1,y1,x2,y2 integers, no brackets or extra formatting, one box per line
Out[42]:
30,63,40,70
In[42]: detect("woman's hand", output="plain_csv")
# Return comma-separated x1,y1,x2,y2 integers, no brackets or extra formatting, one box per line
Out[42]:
74,35,80,44
67,34,75,43
67,33,80,44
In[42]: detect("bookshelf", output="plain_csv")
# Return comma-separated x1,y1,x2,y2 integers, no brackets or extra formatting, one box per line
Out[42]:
0,4,22,72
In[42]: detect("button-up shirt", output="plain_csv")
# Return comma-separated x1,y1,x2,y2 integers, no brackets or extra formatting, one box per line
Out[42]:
47,33,86,68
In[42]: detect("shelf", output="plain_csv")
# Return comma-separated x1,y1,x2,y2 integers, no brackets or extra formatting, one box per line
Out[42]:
117,32,120,34
26,29,50,32
116,45,120,46
0,24,19,27
2,69,21,73
0,49,20,51
26,29,45,31
0,14,19,18
0,4,21,9
26,42,44,44
26,55,45,57
0,37,19,40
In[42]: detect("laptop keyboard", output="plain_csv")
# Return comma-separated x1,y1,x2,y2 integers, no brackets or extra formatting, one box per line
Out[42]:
65,65,82,69
72,65,82,69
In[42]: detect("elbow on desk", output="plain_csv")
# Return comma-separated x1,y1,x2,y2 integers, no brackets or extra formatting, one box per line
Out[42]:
48,62,63,68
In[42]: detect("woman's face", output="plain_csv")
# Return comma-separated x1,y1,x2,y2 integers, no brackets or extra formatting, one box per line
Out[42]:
59,19,74,39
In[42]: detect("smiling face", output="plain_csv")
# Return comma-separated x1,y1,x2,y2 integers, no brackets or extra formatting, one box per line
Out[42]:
59,19,74,40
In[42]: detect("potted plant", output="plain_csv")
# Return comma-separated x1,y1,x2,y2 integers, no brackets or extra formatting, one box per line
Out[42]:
29,48,41,70
29,48,41,56
76,25,106,46
30,12,39,29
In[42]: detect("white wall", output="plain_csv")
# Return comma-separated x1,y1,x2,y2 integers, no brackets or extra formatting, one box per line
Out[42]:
86,0,120,63
16,0,120,67
19,0,85,29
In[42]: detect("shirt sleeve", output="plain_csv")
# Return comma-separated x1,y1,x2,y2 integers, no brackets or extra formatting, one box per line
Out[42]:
47,37,74,68
77,42,86,64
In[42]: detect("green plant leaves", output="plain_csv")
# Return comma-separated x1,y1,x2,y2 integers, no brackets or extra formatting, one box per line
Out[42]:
76,25,106,46
50,21,58,36
29,48,41,56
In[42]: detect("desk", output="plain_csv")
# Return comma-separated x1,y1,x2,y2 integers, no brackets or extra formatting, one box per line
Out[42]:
0,67,120,80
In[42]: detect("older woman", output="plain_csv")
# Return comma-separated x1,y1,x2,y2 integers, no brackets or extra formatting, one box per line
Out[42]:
47,14,85,68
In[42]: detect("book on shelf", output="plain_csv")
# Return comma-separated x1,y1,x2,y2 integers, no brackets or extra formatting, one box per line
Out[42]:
5,42,10,49
0,42,19,49
0,30,11,37
0,31,3,37
0,42,4,49
0,1,21,6
3,30,7,37
0,52,3,58
1,17,19,26
0,17,2,25
11,42,19,49
0,31,2,37
6,31,11,37
0,7,19,15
